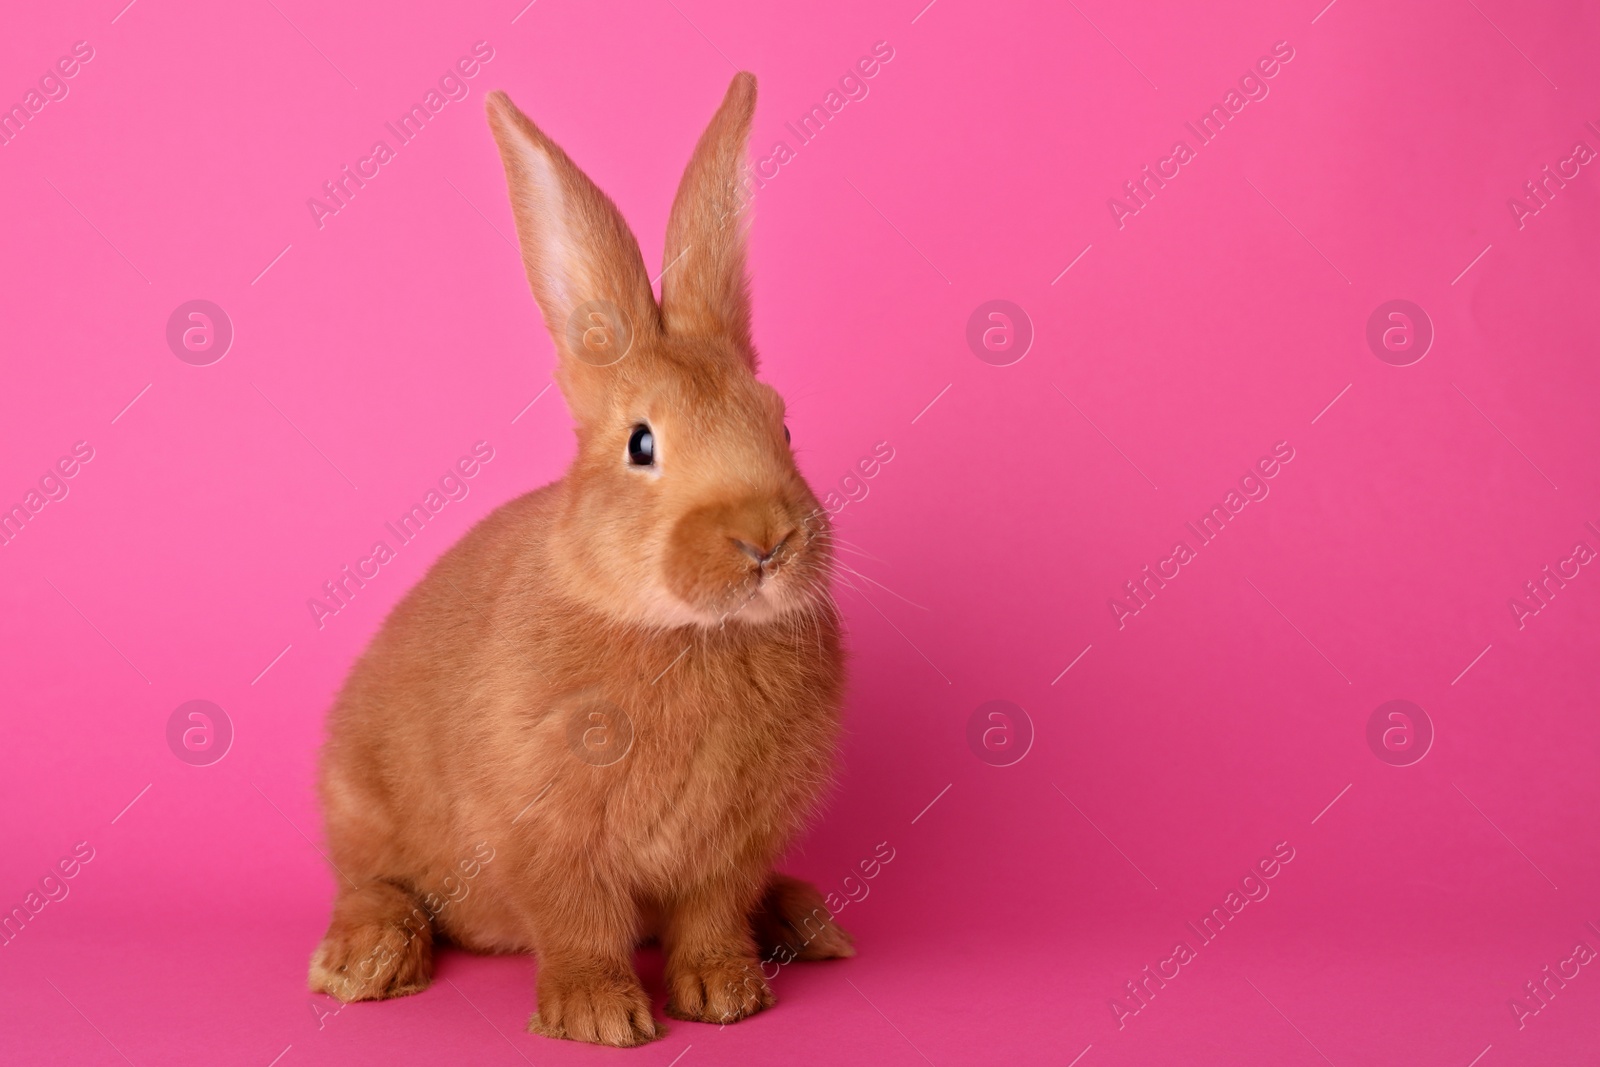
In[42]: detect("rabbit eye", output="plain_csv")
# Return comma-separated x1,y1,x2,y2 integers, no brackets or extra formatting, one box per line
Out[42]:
783,424,791,444
627,424,655,466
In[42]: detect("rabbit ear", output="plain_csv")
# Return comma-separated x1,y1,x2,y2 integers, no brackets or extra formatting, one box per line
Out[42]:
485,91,658,408
659,73,757,360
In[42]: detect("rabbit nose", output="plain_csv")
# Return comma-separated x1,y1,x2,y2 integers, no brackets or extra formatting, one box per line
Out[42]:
733,539,774,565
733,531,793,566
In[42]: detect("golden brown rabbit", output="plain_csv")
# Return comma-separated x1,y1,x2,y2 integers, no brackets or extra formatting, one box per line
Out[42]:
307,73,852,1047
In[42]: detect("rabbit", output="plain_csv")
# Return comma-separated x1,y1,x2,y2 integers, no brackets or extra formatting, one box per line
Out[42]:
306,71,853,1048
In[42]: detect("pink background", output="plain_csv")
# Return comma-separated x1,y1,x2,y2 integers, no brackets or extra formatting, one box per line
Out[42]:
3,0,1599,1063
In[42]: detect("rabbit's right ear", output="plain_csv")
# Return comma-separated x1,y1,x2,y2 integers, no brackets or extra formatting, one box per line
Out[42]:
486,92,658,414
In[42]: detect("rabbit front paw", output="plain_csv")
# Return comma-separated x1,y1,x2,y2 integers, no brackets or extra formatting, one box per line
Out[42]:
308,923,432,1002
665,957,775,1024
529,968,663,1047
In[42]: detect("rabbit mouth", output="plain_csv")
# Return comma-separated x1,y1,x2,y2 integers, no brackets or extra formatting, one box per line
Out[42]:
715,542,803,622
695,527,834,628
661,496,831,626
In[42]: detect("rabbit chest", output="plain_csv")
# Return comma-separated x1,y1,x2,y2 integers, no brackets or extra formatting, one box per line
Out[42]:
596,627,842,886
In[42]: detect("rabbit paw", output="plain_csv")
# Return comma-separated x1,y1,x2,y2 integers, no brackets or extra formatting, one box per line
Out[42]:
665,957,775,1024
756,874,856,962
529,970,663,1047
308,921,432,1002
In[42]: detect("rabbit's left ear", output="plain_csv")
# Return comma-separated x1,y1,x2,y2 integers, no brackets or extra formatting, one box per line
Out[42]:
659,73,757,360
